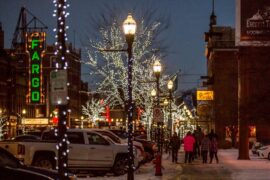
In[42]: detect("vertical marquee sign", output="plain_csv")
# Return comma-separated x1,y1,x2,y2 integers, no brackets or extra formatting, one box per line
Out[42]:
26,32,45,104
236,0,270,46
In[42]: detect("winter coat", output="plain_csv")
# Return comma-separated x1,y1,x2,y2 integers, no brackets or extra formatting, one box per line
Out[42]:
183,134,195,152
170,135,181,150
210,137,218,152
201,136,210,151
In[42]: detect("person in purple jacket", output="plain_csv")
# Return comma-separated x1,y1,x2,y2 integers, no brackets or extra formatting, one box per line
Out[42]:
183,131,195,163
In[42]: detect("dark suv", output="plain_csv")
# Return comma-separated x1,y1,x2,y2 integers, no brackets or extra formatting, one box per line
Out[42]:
0,147,76,180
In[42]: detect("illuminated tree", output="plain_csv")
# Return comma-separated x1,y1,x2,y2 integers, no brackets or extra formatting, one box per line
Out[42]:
84,8,169,131
82,98,107,125
0,115,7,140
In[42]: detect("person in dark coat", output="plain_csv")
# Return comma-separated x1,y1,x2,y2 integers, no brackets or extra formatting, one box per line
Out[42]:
200,134,210,163
195,127,203,157
170,132,181,163
208,129,218,140
209,136,219,163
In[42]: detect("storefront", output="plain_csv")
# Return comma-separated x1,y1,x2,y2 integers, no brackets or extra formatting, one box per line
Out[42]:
20,118,51,136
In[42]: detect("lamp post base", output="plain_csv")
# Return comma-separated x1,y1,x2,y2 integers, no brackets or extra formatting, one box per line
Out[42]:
155,152,162,176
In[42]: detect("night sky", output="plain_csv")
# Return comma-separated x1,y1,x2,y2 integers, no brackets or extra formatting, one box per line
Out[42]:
0,0,235,91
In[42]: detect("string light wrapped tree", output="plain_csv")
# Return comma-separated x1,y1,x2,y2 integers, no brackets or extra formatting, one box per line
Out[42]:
52,0,70,178
85,10,169,133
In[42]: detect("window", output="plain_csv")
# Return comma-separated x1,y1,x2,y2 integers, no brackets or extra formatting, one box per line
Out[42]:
87,133,109,145
41,131,57,141
67,132,84,144
95,131,121,144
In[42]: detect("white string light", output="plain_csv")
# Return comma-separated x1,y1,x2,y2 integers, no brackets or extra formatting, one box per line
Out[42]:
52,0,70,177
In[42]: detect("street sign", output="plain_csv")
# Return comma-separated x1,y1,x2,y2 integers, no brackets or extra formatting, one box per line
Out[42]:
153,107,164,123
50,70,68,105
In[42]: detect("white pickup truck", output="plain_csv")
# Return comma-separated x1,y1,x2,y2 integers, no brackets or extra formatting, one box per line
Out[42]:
0,129,131,175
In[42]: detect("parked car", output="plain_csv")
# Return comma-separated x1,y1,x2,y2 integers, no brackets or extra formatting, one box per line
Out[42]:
91,128,145,167
11,134,41,141
0,129,131,176
0,147,76,180
134,130,147,139
251,142,263,155
134,138,157,162
109,129,156,162
257,145,270,160
109,129,128,139
251,140,270,155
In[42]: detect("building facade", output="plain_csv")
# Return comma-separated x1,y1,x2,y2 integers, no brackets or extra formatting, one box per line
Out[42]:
204,26,238,147
0,23,89,138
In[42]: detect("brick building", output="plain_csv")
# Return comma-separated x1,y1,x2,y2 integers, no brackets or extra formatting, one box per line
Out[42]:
204,15,270,149
0,23,89,137
204,26,238,147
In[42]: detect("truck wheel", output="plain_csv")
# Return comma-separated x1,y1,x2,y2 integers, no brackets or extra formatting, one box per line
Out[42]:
34,156,54,169
112,157,127,176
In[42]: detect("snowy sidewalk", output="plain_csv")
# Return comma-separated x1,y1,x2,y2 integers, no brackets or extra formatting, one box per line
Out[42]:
174,148,270,180
218,149,270,180
77,153,182,180
78,148,270,180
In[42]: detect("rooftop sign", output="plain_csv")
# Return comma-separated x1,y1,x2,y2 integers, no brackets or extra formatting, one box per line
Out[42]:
26,32,45,104
236,0,270,46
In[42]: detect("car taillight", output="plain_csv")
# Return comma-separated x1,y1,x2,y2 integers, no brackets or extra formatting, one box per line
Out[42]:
18,144,25,155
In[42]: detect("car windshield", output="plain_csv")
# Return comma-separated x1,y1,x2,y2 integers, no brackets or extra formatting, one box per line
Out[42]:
95,131,121,144
109,130,128,139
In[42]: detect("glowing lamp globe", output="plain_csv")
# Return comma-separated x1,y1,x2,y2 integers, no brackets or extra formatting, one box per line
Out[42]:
151,89,157,97
123,13,137,35
153,60,162,74
167,80,173,90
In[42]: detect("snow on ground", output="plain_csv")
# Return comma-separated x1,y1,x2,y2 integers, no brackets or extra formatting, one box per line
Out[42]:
78,148,270,180
219,149,270,180
77,153,182,180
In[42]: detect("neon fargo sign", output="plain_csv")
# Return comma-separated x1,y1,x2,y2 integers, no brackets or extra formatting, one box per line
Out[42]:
26,32,45,104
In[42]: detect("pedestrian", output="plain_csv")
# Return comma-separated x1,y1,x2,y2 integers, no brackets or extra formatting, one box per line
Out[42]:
183,131,195,163
200,134,210,164
209,136,219,163
208,129,218,140
192,132,197,160
195,127,203,157
170,132,181,163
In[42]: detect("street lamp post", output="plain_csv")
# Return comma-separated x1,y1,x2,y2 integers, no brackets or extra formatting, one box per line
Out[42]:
80,116,84,128
153,60,162,176
167,80,173,136
151,89,157,141
21,109,26,134
123,13,136,180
